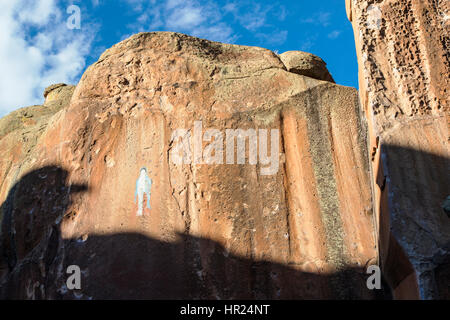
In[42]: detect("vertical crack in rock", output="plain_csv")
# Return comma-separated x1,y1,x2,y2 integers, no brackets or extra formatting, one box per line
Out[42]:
301,87,348,299
279,112,293,261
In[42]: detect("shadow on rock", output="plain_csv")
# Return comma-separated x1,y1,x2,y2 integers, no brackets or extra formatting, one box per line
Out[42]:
0,166,87,298
0,165,392,300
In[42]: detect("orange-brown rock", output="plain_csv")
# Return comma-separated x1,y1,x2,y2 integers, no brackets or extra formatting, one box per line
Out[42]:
347,0,449,299
278,51,335,82
1,32,392,299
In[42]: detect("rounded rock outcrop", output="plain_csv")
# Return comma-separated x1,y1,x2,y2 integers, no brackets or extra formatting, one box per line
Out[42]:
279,51,334,82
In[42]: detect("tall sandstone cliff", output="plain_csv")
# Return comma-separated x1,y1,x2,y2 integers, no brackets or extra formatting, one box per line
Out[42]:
347,0,449,299
0,32,395,299
1,0,448,297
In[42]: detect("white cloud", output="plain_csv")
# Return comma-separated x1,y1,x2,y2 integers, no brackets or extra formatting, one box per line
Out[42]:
165,0,185,10
328,30,341,39
0,1,96,117
318,12,331,27
221,1,288,43
16,0,59,26
123,0,286,45
256,30,288,46
124,0,236,43
299,35,318,51
275,6,287,21
222,2,271,31
192,23,234,43
166,6,205,30
301,11,332,27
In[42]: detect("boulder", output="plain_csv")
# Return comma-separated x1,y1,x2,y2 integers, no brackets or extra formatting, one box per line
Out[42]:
279,51,334,82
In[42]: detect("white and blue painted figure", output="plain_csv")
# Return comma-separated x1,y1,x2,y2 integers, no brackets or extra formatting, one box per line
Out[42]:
134,167,152,216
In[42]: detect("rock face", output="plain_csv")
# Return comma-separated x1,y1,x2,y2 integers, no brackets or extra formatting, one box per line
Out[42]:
0,84,75,140
0,32,394,299
347,0,449,299
0,84,75,199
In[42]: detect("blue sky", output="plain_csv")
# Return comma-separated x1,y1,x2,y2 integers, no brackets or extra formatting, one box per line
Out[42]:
0,0,357,117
